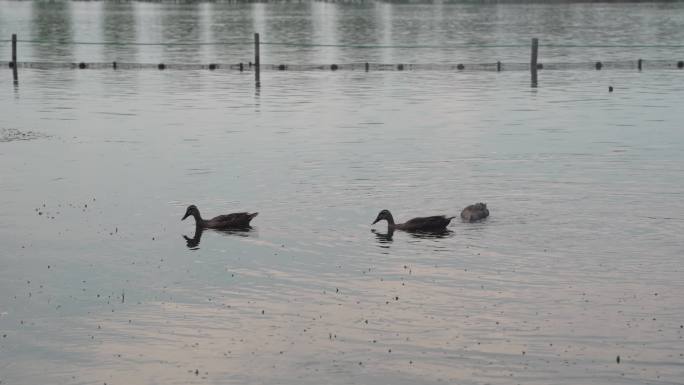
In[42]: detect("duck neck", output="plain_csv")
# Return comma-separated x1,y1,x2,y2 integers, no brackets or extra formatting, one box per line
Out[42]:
191,210,205,226
385,212,396,229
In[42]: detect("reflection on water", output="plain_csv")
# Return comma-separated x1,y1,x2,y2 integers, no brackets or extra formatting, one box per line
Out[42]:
183,226,203,249
2,1,683,65
372,228,394,244
102,1,138,62
372,227,454,245
31,1,73,61
407,228,453,239
183,225,255,249
1,2,684,385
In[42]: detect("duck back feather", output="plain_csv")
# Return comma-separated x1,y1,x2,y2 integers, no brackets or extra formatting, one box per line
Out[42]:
397,215,455,231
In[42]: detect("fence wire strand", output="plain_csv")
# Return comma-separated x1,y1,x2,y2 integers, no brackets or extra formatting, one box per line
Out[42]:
3,38,684,72
2,39,684,49
8,60,684,71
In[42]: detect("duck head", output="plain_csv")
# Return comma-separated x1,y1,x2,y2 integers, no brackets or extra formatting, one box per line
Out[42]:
182,205,200,221
372,209,393,225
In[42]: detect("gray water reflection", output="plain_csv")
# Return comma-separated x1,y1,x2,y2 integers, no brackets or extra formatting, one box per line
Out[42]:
1,2,684,385
184,226,257,249
101,1,138,63
30,1,73,61
2,1,683,65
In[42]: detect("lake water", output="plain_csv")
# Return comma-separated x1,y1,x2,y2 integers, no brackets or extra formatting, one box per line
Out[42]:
1,1,683,384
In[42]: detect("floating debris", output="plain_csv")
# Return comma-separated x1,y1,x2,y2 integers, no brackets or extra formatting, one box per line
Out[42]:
0,128,49,143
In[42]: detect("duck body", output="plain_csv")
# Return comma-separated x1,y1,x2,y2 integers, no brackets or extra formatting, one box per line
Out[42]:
372,209,454,232
460,203,489,222
182,205,258,229
396,215,455,231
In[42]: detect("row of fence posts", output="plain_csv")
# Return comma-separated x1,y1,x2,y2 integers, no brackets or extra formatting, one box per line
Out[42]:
7,32,263,86
12,34,675,88
7,32,540,87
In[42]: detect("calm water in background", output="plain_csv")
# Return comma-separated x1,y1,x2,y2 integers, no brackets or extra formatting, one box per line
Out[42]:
1,1,684,384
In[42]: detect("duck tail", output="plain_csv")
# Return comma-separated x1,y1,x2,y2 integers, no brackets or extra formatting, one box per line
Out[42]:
249,212,259,219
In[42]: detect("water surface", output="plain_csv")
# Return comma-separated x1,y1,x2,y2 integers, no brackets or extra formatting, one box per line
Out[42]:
1,1,683,384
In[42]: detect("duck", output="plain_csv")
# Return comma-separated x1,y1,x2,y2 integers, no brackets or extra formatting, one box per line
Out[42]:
460,202,489,222
372,209,454,232
182,205,258,229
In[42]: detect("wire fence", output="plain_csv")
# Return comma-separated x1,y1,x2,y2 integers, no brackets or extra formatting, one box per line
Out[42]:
8,59,684,72
3,39,684,49
4,35,684,78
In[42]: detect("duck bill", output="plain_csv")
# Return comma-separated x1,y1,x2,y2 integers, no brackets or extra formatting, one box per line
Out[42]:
182,212,190,221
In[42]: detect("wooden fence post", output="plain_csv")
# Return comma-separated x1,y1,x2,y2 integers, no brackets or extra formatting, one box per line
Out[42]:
12,33,18,83
254,33,260,85
531,38,538,87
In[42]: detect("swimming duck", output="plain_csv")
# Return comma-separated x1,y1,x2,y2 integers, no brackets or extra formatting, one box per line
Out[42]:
460,203,489,222
372,209,454,232
182,205,258,229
